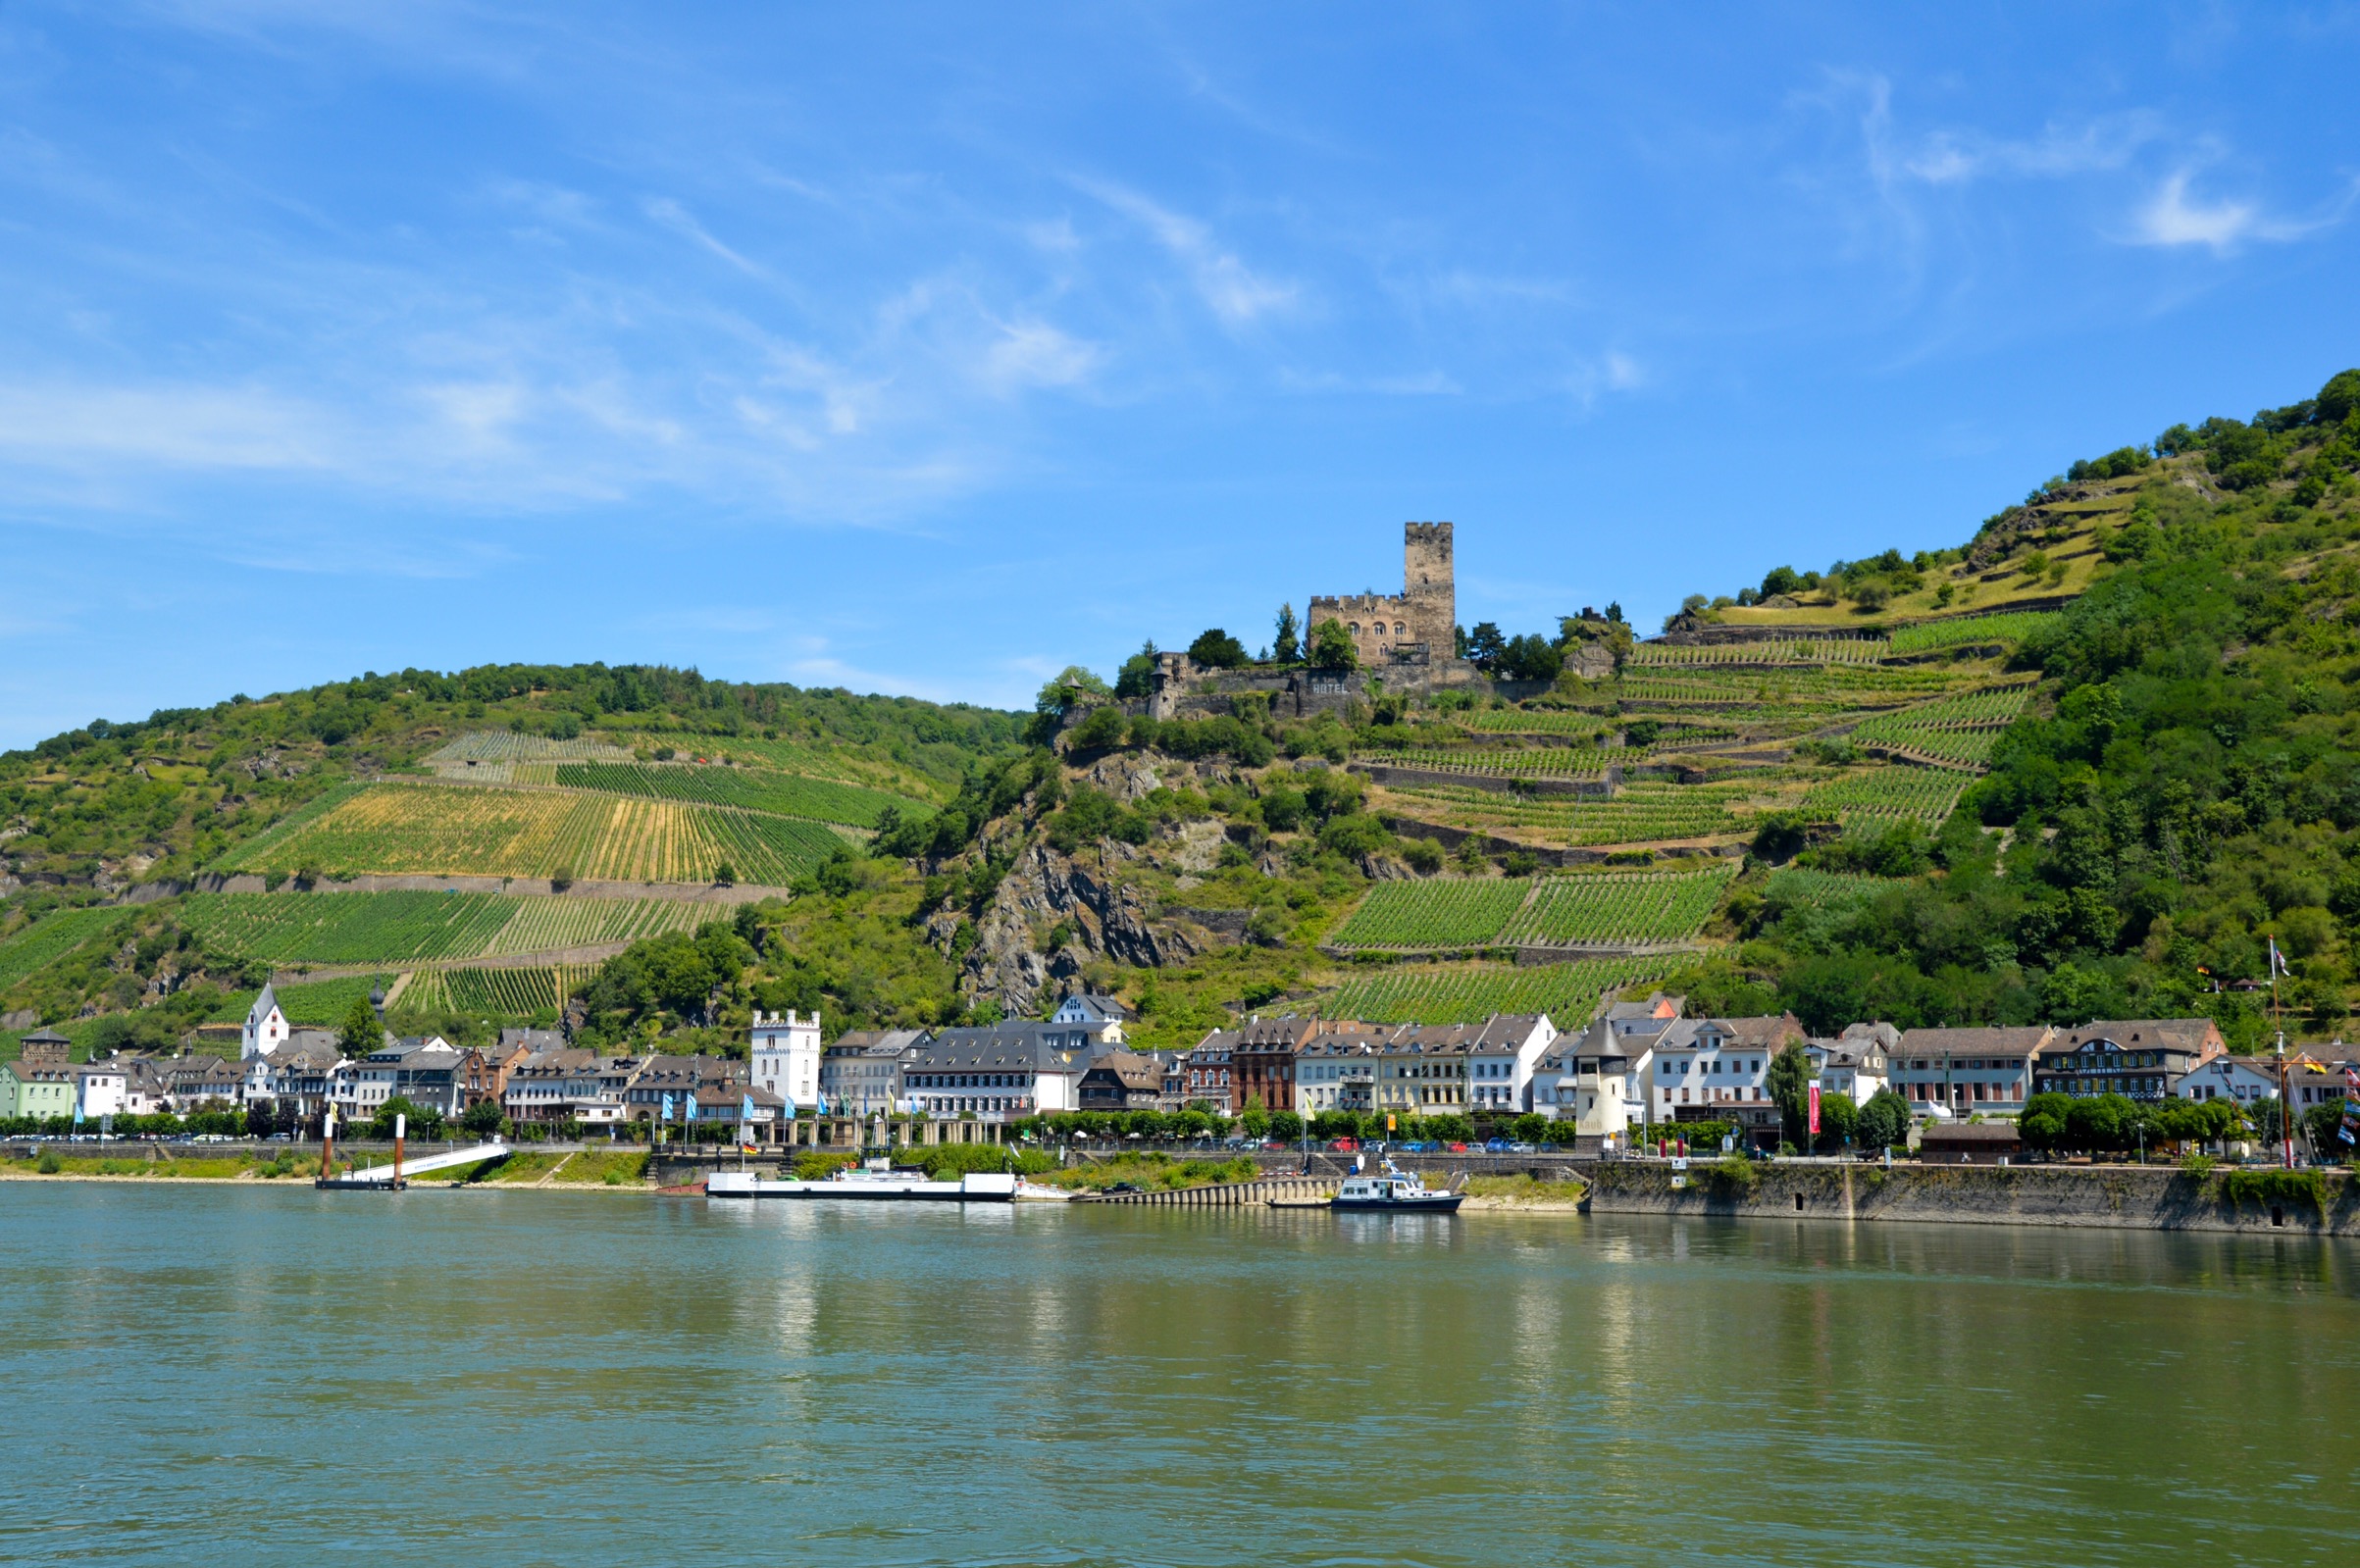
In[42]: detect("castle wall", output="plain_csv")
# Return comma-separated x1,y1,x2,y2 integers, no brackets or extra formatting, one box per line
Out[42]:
1307,521,1457,664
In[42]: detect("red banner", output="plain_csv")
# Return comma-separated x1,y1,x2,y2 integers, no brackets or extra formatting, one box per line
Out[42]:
1808,1083,1821,1137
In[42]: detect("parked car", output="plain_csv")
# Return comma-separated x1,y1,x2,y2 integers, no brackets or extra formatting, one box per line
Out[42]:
1507,1140,1537,1153
1483,1137,1511,1152
1328,1137,1360,1152
1446,1141,1469,1153
1105,1181,1144,1194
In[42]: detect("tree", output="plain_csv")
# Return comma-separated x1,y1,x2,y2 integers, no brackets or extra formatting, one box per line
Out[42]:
2019,1091,2072,1152
1497,633,1564,683
1268,1109,1304,1141
1462,622,1508,671
338,996,382,1056
1272,604,1302,664
1815,1087,1860,1150
461,1099,508,1138
1511,1113,1549,1143
1034,666,1110,720
714,861,737,886
1188,628,1250,669
1766,1042,1814,1146
1105,641,1155,700
1067,704,1128,751
1858,1088,1912,1150
1307,619,1359,670
1240,1104,1271,1138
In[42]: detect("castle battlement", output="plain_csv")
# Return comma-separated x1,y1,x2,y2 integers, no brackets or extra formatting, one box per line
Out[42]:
1308,523,1456,666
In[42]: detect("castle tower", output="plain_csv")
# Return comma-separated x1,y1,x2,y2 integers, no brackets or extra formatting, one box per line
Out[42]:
1404,522,1455,649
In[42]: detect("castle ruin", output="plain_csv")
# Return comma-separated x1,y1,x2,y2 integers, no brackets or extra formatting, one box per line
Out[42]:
1308,522,1456,667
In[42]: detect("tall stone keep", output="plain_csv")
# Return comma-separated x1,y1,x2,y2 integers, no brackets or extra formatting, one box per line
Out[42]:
1308,521,1457,667
1403,522,1455,644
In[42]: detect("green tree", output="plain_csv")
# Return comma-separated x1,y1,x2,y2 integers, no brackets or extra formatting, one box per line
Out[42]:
714,861,737,886
1307,619,1359,670
1066,704,1128,752
1188,628,1250,669
1114,640,1159,699
1240,1104,1271,1138
338,995,383,1056
1766,1042,1814,1146
2019,1092,2072,1152
1273,604,1302,664
1815,1087,1860,1150
1857,1087,1912,1150
1461,622,1508,670
461,1099,507,1138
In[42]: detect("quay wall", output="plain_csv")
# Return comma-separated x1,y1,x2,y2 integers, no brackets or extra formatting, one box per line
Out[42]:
1583,1161,2360,1238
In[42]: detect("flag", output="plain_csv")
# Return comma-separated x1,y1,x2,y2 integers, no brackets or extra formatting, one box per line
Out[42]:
661,1091,675,1122
1808,1083,1821,1137
2270,938,2289,978
686,1095,699,1122
741,1093,755,1123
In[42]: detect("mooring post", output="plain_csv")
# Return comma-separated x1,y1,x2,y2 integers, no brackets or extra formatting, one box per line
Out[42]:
393,1113,406,1189
318,1109,335,1189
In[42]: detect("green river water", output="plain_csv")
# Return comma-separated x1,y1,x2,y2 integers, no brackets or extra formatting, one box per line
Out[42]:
2,1185,2356,1567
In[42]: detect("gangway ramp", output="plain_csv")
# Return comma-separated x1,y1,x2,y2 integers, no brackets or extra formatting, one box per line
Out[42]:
333,1142,511,1185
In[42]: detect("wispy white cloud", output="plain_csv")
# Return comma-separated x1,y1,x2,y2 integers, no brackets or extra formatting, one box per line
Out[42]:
2123,169,2357,252
643,196,766,276
1902,114,2162,185
980,318,1103,394
1074,177,1299,326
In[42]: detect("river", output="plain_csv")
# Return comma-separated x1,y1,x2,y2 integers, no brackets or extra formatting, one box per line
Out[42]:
2,1185,2356,1567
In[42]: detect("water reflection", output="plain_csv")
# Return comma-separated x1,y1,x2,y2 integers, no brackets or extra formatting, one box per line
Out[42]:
2,1187,2357,1568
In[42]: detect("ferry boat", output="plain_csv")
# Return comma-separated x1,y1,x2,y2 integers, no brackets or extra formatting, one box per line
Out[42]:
1331,1164,1463,1214
707,1158,1016,1202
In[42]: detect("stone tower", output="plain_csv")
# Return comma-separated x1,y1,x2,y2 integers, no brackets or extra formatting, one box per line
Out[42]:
1403,522,1455,647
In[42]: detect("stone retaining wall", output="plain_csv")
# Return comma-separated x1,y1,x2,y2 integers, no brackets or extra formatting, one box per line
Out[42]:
1584,1160,2360,1237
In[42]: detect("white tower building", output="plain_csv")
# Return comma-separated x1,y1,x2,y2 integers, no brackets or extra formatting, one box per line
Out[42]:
242,984,289,1060
750,1009,822,1112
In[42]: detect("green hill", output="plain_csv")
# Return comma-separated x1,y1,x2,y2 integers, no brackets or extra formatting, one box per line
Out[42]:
6,370,2359,1061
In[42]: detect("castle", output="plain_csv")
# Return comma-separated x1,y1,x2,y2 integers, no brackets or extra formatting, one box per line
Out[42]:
1308,522,1456,667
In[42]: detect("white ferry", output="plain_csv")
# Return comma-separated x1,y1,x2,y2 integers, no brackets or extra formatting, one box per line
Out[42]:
1332,1164,1463,1213
707,1159,1016,1202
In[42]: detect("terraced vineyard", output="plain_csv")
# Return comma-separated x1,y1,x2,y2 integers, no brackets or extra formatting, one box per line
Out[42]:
400,965,601,1017
424,732,637,765
179,890,715,965
1371,746,1618,780
206,974,393,1027
1498,866,1735,946
1626,637,1887,667
1378,780,1763,845
1800,766,1970,829
1326,958,1669,1026
1329,879,1533,949
1455,709,1615,737
1849,683,2035,767
1764,868,1903,909
1887,611,2060,654
553,762,922,829
215,782,847,885
0,907,124,994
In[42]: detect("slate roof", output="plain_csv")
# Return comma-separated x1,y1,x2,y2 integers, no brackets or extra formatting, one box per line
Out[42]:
906,1022,1101,1072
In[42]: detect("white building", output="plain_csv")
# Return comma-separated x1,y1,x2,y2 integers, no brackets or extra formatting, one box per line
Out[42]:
241,983,289,1059
1463,1013,1559,1114
818,1029,924,1118
1295,1033,1383,1115
1894,1026,2052,1118
74,1060,128,1120
1051,994,1134,1045
2179,1053,2283,1108
1648,1016,1804,1119
750,1010,823,1113
1809,1022,1896,1107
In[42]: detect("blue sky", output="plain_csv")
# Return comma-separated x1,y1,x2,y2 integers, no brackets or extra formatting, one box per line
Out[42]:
3,3,2357,748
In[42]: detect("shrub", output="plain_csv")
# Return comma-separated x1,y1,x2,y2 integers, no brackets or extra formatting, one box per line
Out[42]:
2220,1169,2326,1211
36,1151,61,1175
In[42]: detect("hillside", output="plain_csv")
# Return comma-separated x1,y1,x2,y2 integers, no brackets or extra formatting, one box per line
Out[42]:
6,368,2359,1065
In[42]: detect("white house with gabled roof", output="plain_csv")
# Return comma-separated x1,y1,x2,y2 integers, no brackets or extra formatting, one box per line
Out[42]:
241,984,288,1060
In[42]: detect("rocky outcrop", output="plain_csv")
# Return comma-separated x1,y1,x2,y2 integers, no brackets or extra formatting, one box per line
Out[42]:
950,838,1206,1013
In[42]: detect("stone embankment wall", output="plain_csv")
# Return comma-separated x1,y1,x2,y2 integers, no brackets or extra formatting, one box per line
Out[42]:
1584,1160,2360,1238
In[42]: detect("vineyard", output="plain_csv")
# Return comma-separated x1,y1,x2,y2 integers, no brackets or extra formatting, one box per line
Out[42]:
552,762,922,829
206,974,393,1027
1625,637,1888,667
399,965,601,1017
1368,746,1619,781
1799,766,1970,829
1328,879,1534,949
214,782,847,885
1764,868,1902,910
1497,866,1735,946
1325,959,1669,1026
0,908,124,994
179,890,717,965
1849,683,2035,767
424,732,637,765
1887,611,2060,654
1377,780,1760,845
